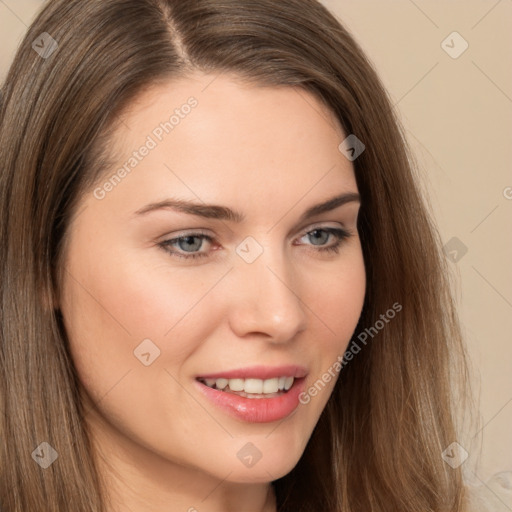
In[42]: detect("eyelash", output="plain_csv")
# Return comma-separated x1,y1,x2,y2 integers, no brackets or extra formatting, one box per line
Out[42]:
158,227,352,260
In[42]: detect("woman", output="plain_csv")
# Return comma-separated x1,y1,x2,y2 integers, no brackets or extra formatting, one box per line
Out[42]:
0,0,474,510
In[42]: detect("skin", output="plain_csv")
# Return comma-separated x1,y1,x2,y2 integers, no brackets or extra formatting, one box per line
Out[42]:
58,72,366,512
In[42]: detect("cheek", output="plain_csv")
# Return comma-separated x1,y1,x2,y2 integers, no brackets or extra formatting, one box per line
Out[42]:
309,251,366,348
301,249,366,395
60,246,227,385
59,248,225,453
96,257,230,361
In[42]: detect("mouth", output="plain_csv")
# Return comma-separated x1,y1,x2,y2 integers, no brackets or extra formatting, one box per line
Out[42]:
196,376,296,399
194,365,308,423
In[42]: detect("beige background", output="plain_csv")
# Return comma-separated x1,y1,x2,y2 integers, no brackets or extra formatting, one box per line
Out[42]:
1,0,511,487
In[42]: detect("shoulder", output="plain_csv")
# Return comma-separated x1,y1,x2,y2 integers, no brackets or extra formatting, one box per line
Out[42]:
464,471,512,512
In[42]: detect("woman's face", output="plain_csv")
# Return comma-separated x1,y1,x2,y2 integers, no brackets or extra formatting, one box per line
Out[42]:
59,72,366,487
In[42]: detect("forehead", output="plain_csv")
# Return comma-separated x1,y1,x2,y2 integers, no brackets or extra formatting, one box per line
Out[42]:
110,72,346,164
85,72,357,222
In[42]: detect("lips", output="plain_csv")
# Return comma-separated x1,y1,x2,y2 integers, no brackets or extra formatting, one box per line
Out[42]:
196,365,308,381
195,365,308,423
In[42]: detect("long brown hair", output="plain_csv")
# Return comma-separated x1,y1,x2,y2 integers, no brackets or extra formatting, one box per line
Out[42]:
0,0,470,510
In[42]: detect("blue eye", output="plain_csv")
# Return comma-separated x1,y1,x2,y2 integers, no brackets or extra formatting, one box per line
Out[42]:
299,228,351,255
159,233,213,260
159,227,351,260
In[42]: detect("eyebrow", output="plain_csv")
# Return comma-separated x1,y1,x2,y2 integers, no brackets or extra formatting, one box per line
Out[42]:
133,191,361,223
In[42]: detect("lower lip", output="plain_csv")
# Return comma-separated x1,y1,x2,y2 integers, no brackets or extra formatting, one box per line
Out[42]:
195,378,306,423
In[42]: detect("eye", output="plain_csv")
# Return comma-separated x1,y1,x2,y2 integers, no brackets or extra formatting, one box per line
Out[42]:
159,232,213,260
297,227,351,255
158,226,352,260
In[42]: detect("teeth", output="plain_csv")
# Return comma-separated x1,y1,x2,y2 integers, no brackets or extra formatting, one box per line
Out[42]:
263,378,279,394
202,376,295,394
228,378,244,392
216,378,228,390
244,378,263,394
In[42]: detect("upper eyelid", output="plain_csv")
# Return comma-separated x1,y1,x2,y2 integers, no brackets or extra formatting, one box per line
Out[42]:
163,224,350,250
165,220,350,240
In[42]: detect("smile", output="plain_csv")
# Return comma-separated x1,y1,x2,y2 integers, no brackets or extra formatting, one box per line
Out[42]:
195,365,308,423
197,376,295,398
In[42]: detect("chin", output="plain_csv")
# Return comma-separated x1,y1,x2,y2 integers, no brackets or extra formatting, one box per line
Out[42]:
214,435,308,484
220,458,300,484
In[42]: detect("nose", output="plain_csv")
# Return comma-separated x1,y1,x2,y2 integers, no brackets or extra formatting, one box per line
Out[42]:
227,245,308,344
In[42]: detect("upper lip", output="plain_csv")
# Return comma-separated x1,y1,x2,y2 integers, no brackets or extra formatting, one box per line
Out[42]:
196,365,308,380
